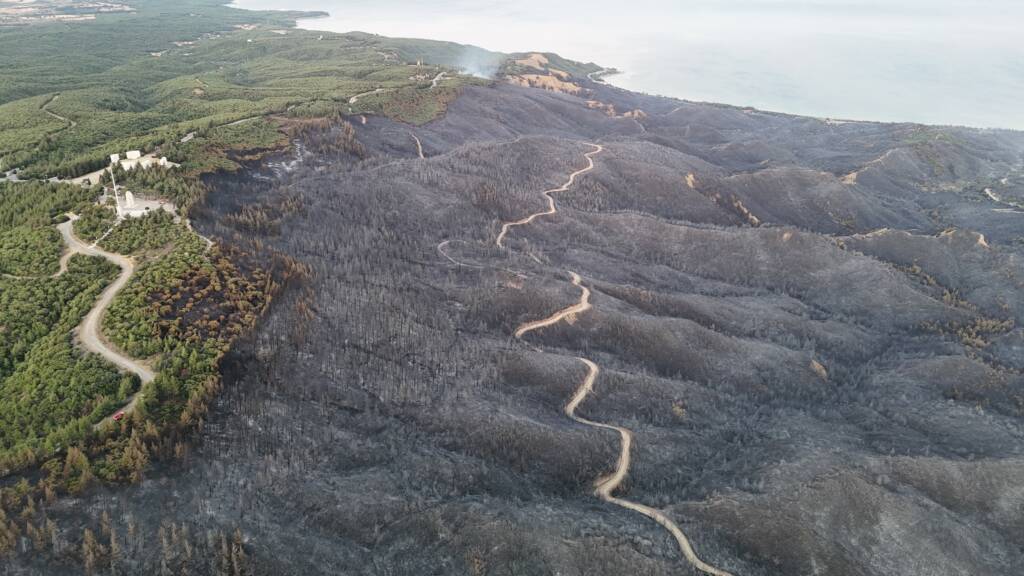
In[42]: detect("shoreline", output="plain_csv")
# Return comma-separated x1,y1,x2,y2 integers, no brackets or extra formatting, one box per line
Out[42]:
227,0,1021,133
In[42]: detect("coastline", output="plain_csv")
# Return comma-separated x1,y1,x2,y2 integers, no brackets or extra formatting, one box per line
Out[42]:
231,0,637,97
228,0,1019,131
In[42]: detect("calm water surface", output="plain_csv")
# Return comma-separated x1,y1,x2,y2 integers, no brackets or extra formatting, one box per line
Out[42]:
234,0,1024,129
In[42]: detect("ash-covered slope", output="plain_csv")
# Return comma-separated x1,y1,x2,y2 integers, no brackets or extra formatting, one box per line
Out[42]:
19,73,1024,575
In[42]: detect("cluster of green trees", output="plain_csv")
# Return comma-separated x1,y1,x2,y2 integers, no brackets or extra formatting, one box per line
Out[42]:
0,0,485,183
0,181,95,276
364,84,469,125
0,95,68,161
0,2,495,568
0,181,94,229
163,119,290,178
72,203,116,243
0,203,274,489
0,181,176,485
105,164,206,211
100,210,186,255
0,226,61,277
104,233,272,424
0,255,128,473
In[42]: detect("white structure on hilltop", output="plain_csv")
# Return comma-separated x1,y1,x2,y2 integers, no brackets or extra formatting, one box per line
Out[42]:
110,149,177,173
107,160,171,219
113,187,167,219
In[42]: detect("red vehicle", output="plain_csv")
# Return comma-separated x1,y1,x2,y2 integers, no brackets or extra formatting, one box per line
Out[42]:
112,411,125,422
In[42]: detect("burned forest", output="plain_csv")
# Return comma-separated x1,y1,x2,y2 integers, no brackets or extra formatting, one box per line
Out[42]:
8,74,1024,576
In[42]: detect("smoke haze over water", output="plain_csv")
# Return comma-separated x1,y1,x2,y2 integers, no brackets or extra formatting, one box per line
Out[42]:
234,0,1024,129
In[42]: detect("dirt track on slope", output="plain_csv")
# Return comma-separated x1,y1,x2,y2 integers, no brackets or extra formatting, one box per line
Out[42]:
60,220,153,377
504,145,735,575
52,217,154,428
349,88,386,105
3,216,156,425
410,132,425,159
495,143,603,248
570,357,735,576
514,271,591,338
42,94,77,129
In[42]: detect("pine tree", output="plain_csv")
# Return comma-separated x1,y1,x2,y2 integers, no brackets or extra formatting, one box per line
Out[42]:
82,528,100,575
109,525,122,576
100,510,112,538
46,518,58,554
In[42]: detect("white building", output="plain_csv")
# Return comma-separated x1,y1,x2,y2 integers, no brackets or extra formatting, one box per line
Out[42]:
110,149,178,172
105,154,177,219
113,188,171,219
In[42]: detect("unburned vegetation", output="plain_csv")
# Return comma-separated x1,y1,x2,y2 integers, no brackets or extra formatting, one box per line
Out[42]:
5,67,1024,576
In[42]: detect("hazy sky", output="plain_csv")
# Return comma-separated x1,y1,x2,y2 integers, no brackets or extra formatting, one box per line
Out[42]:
234,0,1024,129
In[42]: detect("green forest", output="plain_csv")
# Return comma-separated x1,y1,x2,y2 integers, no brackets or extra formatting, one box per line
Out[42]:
0,178,275,489
100,210,186,254
0,181,95,276
0,255,125,473
0,0,485,183
72,203,116,244
0,0,496,542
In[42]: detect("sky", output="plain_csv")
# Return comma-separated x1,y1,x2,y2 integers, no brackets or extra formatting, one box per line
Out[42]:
233,0,1024,129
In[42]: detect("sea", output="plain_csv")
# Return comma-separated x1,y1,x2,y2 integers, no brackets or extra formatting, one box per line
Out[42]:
232,0,1024,130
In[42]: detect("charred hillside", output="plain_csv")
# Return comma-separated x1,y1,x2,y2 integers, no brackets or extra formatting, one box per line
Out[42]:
14,74,1024,575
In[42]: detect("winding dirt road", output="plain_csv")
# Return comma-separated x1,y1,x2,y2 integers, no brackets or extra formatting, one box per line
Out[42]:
3,215,155,424
349,88,386,105
410,132,425,159
984,187,1024,213
495,143,603,248
567,359,735,576
514,271,591,338
437,239,527,279
502,145,734,575
42,94,77,129
513,274,734,576
58,218,155,384
184,217,215,251
44,216,153,427
437,239,480,269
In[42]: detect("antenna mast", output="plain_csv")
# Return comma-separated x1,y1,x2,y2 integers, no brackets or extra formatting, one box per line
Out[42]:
110,164,120,201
